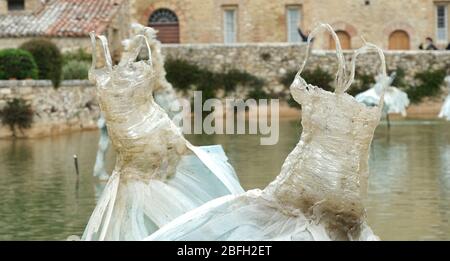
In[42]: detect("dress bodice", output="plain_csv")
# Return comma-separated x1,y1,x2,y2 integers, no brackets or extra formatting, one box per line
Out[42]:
292,77,381,146
92,61,154,124
263,24,387,238
89,33,187,181
265,77,381,220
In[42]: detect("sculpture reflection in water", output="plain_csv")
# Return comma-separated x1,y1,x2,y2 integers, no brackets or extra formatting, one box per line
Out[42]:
439,75,450,121
82,28,244,240
93,115,110,181
145,24,389,241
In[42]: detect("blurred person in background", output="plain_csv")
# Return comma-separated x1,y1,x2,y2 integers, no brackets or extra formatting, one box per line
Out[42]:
419,37,438,50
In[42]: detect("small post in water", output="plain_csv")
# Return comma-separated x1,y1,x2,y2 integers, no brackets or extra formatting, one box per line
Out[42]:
73,154,80,176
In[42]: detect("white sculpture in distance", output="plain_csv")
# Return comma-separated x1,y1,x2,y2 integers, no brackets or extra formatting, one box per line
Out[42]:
438,75,450,121
355,72,410,121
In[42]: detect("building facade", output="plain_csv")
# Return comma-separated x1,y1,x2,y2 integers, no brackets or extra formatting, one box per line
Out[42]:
131,0,450,50
1,0,450,51
0,0,130,60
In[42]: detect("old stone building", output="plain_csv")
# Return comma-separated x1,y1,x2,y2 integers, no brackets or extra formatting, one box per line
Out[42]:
1,0,449,51
0,0,130,58
131,0,450,50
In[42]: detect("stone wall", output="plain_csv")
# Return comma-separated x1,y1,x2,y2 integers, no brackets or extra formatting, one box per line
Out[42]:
161,43,450,94
1,44,449,138
132,0,450,49
0,80,99,138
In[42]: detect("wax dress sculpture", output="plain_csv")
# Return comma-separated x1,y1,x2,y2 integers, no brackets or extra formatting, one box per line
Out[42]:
92,24,232,180
145,24,386,241
92,24,180,180
438,76,450,121
356,72,410,117
82,33,244,240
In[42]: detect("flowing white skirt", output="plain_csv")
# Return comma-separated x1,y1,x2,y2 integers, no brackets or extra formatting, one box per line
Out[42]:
82,145,244,240
356,87,409,116
144,189,379,241
383,87,410,116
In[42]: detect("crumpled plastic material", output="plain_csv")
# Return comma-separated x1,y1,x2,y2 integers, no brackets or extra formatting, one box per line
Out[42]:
356,72,410,116
81,30,244,241
145,24,387,241
92,25,183,181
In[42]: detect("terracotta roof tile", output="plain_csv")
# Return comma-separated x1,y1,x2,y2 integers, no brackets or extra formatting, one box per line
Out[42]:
0,0,123,37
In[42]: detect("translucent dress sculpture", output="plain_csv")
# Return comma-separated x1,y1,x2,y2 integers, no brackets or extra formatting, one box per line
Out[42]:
438,76,450,121
145,24,387,241
91,24,231,180
356,72,410,117
82,33,243,240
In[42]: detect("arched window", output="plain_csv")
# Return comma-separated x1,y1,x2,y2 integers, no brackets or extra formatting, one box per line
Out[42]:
148,8,180,43
389,30,410,50
329,30,351,49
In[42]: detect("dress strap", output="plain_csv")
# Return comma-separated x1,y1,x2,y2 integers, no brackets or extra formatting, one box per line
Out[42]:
89,32,113,72
295,23,347,93
345,42,387,108
119,34,153,67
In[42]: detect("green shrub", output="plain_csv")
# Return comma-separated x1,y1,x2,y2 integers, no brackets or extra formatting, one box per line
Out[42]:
62,48,92,65
407,69,446,104
391,67,407,89
279,71,300,109
165,59,202,91
196,70,220,104
0,49,38,80
280,68,333,91
20,39,62,88
277,65,448,106
0,98,33,137
165,59,266,100
221,69,264,93
247,87,271,100
62,60,89,80
301,67,334,92
279,70,297,89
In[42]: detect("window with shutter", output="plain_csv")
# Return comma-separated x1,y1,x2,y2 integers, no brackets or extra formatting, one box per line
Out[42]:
436,5,448,43
224,8,237,43
286,7,301,43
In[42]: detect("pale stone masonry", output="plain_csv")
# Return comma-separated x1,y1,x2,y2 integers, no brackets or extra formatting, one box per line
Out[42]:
161,44,450,92
1,47,448,137
131,0,450,49
0,80,99,138
2,0,450,51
